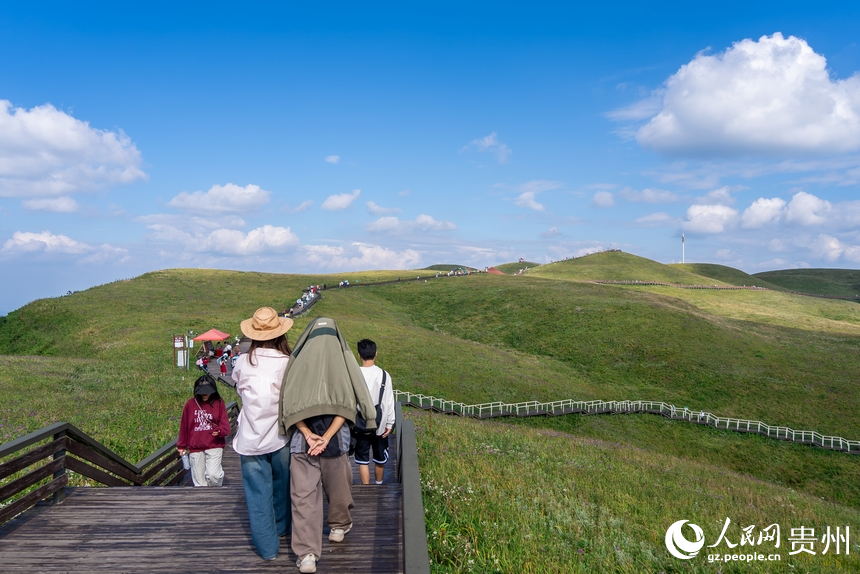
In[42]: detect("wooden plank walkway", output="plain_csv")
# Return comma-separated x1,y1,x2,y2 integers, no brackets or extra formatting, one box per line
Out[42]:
0,432,403,573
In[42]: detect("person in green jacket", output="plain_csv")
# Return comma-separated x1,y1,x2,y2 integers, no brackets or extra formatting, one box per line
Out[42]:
279,317,376,574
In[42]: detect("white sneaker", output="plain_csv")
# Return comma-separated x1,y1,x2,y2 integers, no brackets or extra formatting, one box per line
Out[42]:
328,524,352,542
297,553,316,573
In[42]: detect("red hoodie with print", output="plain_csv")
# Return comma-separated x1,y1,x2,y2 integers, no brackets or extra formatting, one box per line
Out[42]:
177,397,231,453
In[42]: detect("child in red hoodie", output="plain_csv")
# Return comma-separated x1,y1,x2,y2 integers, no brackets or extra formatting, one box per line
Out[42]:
177,375,232,486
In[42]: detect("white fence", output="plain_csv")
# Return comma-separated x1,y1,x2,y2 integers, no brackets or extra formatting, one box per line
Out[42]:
393,391,860,455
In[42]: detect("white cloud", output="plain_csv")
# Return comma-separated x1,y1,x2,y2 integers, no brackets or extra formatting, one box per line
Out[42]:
367,214,456,234
682,204,738,234
147,223,299,255
510,180,562,211
514,191,544,211
591,191,615,207
304,242,421,270
22,196,78,213
321,189,360,211
464,132,512,163
0,100,145,197
168,183,271,214
742,197,786,228
619,187,679,203
2,230,128,262
3,231,89,254
366,201,401,215
785,191,831,225
694,186,737,205
632,33,860,156
540,227,561,238
809,234,845,261
325,155,341,164
283,200,313,213
137,213,246,232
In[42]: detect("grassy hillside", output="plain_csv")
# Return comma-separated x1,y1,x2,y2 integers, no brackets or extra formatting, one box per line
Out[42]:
675,263,783,289
423,264,478,272
528,251,728,285
626,284,860,335
754,268,860,297
419,412,860,573
494,261,540,274
2,266,860,571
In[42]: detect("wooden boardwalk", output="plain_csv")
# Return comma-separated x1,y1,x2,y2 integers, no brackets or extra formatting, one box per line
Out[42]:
0,434,404,573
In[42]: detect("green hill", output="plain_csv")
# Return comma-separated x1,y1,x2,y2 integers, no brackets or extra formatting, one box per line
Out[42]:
674,262,784,289
3,266,860,571
423,264,477,272
493,261,540,274
528,251,728,285
754,268,860,297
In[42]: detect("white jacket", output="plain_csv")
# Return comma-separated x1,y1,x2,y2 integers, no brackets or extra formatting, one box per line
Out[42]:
231,348,290,455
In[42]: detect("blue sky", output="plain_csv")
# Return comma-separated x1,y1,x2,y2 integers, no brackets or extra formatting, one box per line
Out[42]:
2,2,860,313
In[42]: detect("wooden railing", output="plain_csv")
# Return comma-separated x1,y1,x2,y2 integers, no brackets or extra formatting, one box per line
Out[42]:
394,401,431,574
0,401,239,525
594,279,768,290
394,391,860,455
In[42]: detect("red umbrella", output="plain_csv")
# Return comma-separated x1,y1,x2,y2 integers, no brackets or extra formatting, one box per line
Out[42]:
193,328,231,341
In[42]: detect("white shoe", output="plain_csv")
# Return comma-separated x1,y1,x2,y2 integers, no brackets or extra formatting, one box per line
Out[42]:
297,553,316,573
328,524,352,542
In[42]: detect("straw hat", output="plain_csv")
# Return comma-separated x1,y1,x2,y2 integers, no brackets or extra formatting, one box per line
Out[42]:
240,307,294,341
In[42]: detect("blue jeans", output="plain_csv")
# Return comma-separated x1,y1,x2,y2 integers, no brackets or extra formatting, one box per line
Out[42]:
240,446,291,560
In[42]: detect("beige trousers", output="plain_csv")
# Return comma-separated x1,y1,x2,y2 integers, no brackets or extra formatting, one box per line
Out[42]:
290,453,354,559
188,448,224,487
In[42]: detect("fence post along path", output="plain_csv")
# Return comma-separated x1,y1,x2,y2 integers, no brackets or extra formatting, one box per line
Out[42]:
393,391,860,455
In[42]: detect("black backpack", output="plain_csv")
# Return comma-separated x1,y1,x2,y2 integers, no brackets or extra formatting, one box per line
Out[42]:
353,371,387,433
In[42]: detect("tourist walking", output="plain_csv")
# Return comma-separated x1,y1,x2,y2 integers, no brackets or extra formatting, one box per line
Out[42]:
278,317,377,573
353,339,395,485
177,374,231,487
231,307,294,561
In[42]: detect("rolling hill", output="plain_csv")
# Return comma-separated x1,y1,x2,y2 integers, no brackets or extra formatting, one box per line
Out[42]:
527,251,730,284
675,262,784,289
2,262,860,571
754,268,860,297
493,261,540,274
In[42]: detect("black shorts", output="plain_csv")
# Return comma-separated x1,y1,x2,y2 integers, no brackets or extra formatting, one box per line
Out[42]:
353,432,389,466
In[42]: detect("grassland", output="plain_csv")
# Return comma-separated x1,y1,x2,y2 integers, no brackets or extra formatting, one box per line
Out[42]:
754,268,860,297
494,261,540,274
528,251,729,285
675,263,784,290
418,412,860,573
1,256,860,571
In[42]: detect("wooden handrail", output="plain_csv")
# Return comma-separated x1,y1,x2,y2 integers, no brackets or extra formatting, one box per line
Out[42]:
394,391,860,455
394,401,430,574
0,400,240,525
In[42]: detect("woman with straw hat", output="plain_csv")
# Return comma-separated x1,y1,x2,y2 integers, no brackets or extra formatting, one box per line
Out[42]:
231,307,294,562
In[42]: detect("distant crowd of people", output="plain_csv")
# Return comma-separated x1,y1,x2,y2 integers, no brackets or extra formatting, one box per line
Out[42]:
195,341,242,377
284,285,324,317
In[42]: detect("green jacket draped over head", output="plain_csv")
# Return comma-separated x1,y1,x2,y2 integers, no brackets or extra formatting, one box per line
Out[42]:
278,317,377,435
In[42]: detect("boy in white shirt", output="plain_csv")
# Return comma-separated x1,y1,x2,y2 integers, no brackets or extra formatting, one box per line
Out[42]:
355,339,395,484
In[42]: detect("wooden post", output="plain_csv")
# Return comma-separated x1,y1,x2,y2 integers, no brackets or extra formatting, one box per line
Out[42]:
52,431,67,504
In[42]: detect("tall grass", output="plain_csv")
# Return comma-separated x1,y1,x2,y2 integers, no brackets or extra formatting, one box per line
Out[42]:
414,410,860,573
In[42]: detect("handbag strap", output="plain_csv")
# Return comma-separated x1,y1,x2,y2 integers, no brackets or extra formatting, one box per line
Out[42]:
377,370,387,404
